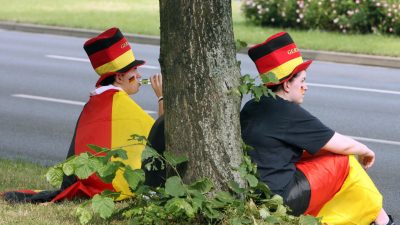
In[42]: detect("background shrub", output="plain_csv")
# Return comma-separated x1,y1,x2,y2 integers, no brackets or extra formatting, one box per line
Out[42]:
242,0,400,35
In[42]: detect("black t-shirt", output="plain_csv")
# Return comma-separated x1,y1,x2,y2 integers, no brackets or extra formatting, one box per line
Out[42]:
240,96,334,197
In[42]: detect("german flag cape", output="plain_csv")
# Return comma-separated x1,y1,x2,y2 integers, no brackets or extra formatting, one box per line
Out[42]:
296,153,383,225
2,88,154,203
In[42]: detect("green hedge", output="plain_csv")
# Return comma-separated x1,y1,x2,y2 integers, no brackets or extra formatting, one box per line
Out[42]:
242,0,400,35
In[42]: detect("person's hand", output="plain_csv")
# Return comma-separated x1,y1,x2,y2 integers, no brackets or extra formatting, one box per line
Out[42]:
150,73,163,98
359,149,375,169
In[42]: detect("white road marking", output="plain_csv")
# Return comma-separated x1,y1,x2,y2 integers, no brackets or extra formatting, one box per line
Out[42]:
46,54,89,62
45,54,160,70
349,136,400,147
12,94,85,106
11,94,157,114
9,94,400,146
308,83,400,95
45,55,400,95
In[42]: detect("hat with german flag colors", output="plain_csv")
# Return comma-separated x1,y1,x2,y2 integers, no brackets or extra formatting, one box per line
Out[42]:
248,32,312,87
84,27,145,87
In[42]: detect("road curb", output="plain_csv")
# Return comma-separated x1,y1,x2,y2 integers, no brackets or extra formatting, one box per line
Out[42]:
1,21,399,69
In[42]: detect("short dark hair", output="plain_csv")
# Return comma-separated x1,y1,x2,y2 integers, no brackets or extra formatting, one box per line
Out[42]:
99,75,116,86
268,73,299,92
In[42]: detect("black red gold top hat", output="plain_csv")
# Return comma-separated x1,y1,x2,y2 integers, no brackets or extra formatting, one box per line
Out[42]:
84,27,145,87
248,32,312,87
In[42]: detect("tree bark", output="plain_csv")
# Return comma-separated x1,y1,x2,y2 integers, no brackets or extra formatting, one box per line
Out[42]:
159,0,244,190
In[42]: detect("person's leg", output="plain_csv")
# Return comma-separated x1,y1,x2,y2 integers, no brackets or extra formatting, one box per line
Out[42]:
317,155,383,224
373,208,392,225
296,152,349,216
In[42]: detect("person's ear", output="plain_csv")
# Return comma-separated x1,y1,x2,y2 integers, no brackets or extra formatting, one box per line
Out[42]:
114,74,124,84
283,81,291,93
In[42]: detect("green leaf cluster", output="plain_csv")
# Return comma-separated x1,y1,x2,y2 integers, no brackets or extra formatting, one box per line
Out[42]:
238,73,278,102
47,135,321,225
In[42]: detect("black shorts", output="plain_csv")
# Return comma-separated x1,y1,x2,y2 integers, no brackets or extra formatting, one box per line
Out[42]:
282,169,311,216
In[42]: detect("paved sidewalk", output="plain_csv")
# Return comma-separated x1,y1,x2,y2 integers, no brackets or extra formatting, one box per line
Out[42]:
1,21,399,69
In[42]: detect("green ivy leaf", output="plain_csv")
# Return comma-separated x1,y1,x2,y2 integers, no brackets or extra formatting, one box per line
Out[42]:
73,154,95,179
46,165,64,188
123,166,145,191
203,204,223,219
73,152,89,162
243,155,252,168
141,145,160,161
190,196,204,212
299,215,322,225
98,162,120,178
209,198,227,208
245,174,258,187
229,217,243,225
227,181,245,194
87,144,109,153
265,215,280,223
88,157,103,171
163,151,188,167
260,72,279,84
109,148,128,160
235,39,247,52
129,134,147,142
76,205,92,225
101,189,120,199
241,141,255,152
134,184,151,195
62,162,74,176
270,194,284,205
188,178,213,194
273,204,287,217
238,84,249,95
165,176,186,197
97,161,123,183
267,88,276,99
122,207,141,219
259,207,270,219
231,87,242,97
237,164,248,178
91,194,115,219
251,86,263,101
165,198,195,218
215,191,234,204
256,182,272,198
240,74,254,84
75,165,94,179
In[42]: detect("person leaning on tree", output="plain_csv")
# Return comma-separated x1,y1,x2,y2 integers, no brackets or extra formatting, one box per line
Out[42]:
240,32,394,225
2,27,164,203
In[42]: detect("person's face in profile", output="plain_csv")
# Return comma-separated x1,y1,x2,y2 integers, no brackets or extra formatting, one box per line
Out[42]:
118,68,142,95
286,70,308,104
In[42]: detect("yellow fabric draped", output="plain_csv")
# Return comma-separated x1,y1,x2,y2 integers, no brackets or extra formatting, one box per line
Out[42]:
318,156,382,225
110,91,154,200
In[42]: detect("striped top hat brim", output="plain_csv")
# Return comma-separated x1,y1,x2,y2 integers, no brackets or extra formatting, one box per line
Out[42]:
94,60,145,87
83,27,145,86
248,32,312,87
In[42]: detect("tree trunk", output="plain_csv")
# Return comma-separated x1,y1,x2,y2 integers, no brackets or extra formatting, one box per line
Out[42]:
159,0,244,190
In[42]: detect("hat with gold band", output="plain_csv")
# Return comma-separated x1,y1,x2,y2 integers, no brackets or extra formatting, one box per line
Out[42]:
83,27,145,87
248,32,312,87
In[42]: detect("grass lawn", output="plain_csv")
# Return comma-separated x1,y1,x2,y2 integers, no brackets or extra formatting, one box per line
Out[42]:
0,158,130,225
0,0,399,56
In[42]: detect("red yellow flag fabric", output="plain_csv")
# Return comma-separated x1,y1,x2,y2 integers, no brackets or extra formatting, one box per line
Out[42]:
297,154,382,224
51,89,154,202
316,156,382,225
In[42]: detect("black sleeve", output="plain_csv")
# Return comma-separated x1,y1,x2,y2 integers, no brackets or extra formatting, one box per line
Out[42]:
283,106,335,154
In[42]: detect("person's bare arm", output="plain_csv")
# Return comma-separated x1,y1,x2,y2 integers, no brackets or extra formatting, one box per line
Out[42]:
321,132,375,169
150,74,164,116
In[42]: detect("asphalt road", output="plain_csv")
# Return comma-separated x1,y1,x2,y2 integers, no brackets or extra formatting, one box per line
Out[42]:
0,29,399,219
